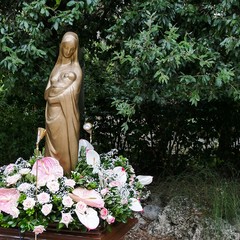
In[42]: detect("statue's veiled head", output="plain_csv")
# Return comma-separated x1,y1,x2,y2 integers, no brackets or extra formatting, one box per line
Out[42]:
57,32,79,64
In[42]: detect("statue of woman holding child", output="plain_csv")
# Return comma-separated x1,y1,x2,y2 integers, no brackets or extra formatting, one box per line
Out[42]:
44,32,82,174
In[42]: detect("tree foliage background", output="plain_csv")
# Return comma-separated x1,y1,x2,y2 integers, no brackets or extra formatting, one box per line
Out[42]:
1,0,240,176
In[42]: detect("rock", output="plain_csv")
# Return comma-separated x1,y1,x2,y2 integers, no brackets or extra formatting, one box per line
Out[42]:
142,205,161,220
232,218,240,233
147,196,240,240
148,190,163,205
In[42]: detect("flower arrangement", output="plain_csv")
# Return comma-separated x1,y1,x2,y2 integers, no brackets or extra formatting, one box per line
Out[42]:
0,139,152,236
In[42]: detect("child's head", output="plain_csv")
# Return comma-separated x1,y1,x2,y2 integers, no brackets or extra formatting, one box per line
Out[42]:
63,72,76,82
51,72,76,88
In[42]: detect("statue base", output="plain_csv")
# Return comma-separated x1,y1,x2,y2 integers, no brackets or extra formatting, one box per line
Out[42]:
0,218,137,240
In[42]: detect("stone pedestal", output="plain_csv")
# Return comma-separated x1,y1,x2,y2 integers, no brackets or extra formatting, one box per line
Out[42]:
0,218,137,240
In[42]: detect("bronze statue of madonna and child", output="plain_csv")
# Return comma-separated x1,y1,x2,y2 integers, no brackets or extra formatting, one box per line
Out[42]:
0,31,138,240
44,31,82,174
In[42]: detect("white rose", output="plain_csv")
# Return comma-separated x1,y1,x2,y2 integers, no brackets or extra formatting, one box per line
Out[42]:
33,225,45,235
11,207,20,218
62,195,74,208
75,201,87,214
6,174,21,186
19,168,31,175
37,192,50,204
23,197,36,210
18,183,32,192
41,204,53,216
64,179,76,188
60,212,73,228
4,164,15,175
37,174,55,187
47,180,60,193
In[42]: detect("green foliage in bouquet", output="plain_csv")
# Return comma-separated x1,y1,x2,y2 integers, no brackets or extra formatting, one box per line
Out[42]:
0,140,152,236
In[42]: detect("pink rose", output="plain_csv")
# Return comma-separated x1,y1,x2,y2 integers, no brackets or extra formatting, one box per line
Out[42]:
60,212,73,228
37,192,50,204
75,201,87,214
62,195,74,208
33,225,45,235
41,204,52,216
23,197,36,210
47,180,59,193
106,215,115,224
64,179,76,188
100,208,108,220
6,174,21,186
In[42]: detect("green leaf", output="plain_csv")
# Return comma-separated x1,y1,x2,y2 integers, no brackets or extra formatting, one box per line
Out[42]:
154,70,169,84
55,0,62,7
67,1,76,7
86,0,92,5
180,75,196,84
121,122,129,133
23,21,29,29
189,90,200,106
53,21,59,30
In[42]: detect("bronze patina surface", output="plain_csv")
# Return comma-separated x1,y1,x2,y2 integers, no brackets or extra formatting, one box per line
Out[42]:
44,32,82,174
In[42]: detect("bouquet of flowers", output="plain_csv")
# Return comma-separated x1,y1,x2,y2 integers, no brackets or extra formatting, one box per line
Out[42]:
0,139,152,236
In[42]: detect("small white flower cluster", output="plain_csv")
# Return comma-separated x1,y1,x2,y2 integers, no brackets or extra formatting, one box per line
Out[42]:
0,140,153,235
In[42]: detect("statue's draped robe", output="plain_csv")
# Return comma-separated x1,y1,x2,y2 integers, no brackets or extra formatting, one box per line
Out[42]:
45,82,80,174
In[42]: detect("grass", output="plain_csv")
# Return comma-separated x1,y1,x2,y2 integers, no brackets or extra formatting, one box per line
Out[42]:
152,167,240,225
